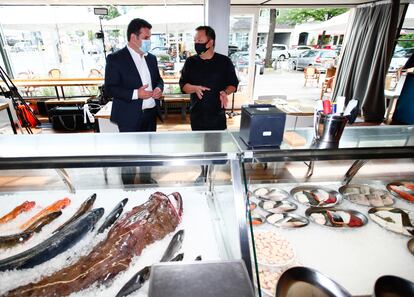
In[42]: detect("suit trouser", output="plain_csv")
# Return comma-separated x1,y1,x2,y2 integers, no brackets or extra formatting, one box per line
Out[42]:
118,107,157,184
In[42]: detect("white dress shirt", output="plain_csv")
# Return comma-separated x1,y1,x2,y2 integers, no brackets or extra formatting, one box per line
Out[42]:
127,45,156,110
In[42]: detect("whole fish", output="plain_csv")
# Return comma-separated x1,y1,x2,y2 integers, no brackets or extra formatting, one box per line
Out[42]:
115,253,185,297
389,185,414,202
53,194,96,233
160,229,185,262
97,198,128,234
19,198,71,230
0,201,36,224
0,208,104,272
0,211,62,249
5,192,183,297
116,230,185,297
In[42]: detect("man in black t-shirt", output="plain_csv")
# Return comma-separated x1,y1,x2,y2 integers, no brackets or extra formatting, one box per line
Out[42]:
179,26,239,131
179,26,239,182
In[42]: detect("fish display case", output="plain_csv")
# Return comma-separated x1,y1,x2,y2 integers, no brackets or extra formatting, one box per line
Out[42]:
0,131,251,297
234,125,414,297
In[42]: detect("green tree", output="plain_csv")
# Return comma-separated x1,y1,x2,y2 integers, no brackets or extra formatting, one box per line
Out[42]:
278,8,348,25
104,6,121,20
398,34,414,48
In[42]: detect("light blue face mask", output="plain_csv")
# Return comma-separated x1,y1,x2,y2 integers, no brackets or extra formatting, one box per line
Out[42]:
140,40,151,54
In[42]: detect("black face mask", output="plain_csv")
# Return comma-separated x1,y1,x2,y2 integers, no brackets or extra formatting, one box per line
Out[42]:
195,42,209,55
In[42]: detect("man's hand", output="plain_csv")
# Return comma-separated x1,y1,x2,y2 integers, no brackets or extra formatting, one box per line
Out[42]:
194,85,211,100
153,87,163,99
219,91,229,109
138,84,153,99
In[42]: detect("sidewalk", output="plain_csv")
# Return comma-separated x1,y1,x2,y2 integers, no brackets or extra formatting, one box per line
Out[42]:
254,65,325,110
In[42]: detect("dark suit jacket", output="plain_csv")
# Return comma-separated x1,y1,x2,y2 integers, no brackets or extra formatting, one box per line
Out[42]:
105,47,164,128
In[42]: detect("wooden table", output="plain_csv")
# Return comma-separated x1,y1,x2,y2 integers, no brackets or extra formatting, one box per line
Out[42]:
255,99,314,130
0,102,17,134
12,78,104,100
162,94,190,122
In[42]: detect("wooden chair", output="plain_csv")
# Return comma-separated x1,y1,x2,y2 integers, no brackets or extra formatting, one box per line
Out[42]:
48,68,61,78
88,68,103,78
17,71,38,97
320,76,335,100
304,67,320,87
325,66,336,79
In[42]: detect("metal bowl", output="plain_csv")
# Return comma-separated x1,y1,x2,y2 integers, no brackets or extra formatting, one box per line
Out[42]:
253,187,290,201
290,185,342,207
276,266,351,297
249,201,257,211
258,200,297,214
368,207,414,237
386,181,414,204
339,184,394,207
250,213,265,226
305,207,368,228
408,238,414,256
266,213,309,228
374,275,414,297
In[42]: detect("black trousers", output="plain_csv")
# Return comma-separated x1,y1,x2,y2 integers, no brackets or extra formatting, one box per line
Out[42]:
118,107,157,184
190,110,227,131
190,111,226,179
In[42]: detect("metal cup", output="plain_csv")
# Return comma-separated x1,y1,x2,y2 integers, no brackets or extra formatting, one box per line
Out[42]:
314,111,348,145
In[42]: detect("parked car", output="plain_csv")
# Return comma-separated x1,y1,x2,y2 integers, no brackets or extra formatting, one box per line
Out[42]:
231,51,264,74
228,45,239,57
157,54,174,71
288,45,313,58
388,47,414,72
291,49,338,72
257,44,290,61
11,41,36,53
150,46,169,57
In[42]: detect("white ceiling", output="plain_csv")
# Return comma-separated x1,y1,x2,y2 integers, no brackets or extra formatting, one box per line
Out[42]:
0,0,409,6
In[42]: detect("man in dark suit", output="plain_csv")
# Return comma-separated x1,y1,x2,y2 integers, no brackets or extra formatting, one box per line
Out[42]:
105,18,164,185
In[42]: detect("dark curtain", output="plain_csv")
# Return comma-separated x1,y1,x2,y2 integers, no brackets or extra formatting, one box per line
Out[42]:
332,0,400,122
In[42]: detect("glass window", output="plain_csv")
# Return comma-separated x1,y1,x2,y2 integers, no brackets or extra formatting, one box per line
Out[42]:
302,50,317,57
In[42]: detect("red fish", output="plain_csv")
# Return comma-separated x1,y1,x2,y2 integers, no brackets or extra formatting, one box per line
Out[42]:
390,185,414,202
0,201,36,224
5,192,183,297
19,198,71,230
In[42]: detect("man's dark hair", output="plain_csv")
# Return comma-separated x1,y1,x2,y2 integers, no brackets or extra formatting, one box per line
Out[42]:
196,25,215,45
127,18,152,42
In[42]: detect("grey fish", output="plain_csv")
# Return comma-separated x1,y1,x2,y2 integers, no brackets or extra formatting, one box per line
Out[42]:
160,229,184,262
0,208,104,271
97,198,128,234
115,230,185,297
53,194,96,233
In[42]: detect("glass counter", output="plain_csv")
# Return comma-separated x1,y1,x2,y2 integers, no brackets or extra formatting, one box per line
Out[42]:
0,131,250,297
239,126,414,297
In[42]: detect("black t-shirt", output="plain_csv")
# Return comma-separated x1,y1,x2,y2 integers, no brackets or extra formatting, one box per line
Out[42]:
179,53,239,116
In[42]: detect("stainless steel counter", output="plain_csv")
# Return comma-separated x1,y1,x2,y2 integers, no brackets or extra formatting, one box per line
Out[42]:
0,131,239,169
232,125,414,162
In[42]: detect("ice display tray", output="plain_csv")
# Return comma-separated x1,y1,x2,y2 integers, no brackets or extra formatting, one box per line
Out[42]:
253,187,290,201
266,213,309,228
305,207,368,228
368,207,414,237
258,200,297,214
290,185,342,207
339,184,394,207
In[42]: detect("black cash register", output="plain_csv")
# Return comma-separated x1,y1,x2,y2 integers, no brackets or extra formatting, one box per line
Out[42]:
239,104,286,148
